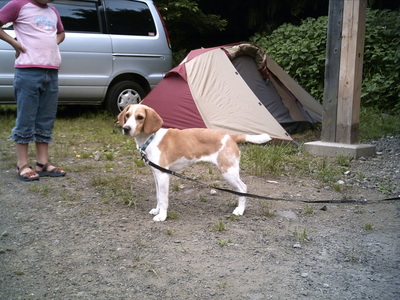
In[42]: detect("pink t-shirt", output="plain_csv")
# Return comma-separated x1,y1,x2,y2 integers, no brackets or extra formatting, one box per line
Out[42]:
0,0,64,69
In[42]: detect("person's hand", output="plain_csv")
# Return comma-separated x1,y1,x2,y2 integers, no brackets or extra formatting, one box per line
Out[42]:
14,42,26,58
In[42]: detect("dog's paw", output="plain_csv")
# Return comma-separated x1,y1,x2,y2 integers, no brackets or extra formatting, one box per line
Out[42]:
232,207,245,216
152,212,167,222
149,208,160,215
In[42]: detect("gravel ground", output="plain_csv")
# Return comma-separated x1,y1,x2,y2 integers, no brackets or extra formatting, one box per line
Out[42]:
346,135,400,197
0,135,399,300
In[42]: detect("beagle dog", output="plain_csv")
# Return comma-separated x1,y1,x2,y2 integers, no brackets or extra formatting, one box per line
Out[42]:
117,104,271,221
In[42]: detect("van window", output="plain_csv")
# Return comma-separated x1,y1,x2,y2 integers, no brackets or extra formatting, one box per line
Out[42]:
51,1,100,33
105,0,157,36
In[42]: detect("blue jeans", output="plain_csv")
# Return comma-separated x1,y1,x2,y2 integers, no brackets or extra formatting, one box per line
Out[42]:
11,68,59,144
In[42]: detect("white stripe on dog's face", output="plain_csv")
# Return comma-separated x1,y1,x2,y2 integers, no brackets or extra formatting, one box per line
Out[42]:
122,105,143,137
120,104,163,137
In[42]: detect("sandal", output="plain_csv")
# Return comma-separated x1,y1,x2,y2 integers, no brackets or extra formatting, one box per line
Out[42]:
36,162,67,177
17,164,40,182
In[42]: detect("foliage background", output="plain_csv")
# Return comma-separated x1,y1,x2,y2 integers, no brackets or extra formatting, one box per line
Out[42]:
155,1,399,114
250,9,400,113
155,0,398,51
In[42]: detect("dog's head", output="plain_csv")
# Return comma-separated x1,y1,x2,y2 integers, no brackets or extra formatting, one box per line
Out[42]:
116,104,163,137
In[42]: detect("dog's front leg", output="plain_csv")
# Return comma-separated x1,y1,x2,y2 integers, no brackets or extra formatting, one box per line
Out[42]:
149,170,170,221
233,195,246,216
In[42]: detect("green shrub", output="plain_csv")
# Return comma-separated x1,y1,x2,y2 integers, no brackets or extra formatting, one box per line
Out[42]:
359,106,400,141
251,17,327,103
250,9,400,114
362,10,400,113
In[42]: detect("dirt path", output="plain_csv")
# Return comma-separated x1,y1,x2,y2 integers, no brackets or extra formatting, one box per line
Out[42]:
0,138,399,300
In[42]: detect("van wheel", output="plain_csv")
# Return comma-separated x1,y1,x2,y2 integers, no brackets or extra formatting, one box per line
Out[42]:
106,80,146,115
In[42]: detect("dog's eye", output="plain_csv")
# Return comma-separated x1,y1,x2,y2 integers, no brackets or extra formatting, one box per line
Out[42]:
137,116,144,121
126,113,131,118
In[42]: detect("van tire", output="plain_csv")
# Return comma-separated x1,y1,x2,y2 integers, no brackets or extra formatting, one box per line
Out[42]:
106,80,146,115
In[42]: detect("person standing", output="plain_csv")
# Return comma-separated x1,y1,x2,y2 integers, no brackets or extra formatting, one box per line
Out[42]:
0,0,66,181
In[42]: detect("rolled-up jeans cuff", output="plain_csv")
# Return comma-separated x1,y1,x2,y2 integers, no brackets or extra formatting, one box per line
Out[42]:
35,131,54,143
11,130,53,144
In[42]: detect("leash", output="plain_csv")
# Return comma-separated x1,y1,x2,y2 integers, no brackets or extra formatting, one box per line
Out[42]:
140,151,399,204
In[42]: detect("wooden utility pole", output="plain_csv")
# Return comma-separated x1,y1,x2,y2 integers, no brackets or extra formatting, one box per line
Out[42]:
336,0,367,144
321,0,344,142
305,0,375,158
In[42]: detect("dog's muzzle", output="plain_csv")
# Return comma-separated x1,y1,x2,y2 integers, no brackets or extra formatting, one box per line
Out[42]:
122,126,131,135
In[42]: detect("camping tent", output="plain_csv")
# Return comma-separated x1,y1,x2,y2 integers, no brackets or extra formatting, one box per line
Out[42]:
141,43,323,141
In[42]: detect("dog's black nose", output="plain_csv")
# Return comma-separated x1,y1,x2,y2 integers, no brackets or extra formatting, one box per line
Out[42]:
123,126,130,135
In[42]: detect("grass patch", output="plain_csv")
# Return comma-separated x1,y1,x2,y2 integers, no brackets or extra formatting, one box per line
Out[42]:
90,174,137,207
359,107,400,141
241,141,299,176
60,190,78,203
364,223,374,231
172,184,180,192
304,204,314,215
28,184,53,197
0,105,398,206
199,194,207,202
217,239,232,247
229,214,240,221
259,202,275,217
293,226,309,242
309,158,342,183
14,270,25,276
213,220,226,231
167,211,179,220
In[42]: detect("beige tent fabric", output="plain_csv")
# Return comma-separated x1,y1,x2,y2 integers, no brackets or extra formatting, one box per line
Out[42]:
225,43,323,123
269,75,309,122
185,49,292,140
266,56,323,122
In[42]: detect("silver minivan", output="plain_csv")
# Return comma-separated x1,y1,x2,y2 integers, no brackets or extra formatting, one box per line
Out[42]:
0,0,172,114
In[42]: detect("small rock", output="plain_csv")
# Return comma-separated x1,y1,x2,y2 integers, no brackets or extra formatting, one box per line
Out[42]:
301,272,308,278
210,189,217,195
293,243,302,248
277,210,297,219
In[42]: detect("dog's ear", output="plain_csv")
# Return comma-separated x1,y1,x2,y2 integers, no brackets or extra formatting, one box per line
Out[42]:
143,107,163,134
116,105,130,126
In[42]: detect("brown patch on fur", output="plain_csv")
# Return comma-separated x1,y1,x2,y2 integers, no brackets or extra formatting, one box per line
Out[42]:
217,137,240,173
142,106,163,135
132,105,163,136
158,128,229,167
116,105,130,126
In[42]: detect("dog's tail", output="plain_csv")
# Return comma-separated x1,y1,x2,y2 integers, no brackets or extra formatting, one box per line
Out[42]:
231,133,272,144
